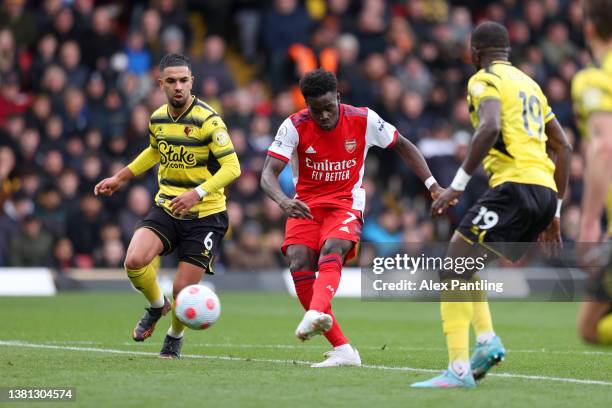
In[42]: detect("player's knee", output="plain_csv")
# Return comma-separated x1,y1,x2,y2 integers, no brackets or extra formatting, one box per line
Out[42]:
289,256,311,273
172,278,192,299
319,243,345,258
124,253,149,271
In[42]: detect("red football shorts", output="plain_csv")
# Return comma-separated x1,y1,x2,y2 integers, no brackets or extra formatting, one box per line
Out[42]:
282,206,363,262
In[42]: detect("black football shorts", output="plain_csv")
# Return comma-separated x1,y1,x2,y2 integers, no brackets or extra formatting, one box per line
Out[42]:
456,182,557,261
140,205,228,274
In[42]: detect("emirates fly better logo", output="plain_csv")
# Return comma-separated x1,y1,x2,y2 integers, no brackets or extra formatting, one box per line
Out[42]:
306,158,357,181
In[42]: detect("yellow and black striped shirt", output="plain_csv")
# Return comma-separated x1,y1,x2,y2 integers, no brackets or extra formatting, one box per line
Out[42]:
572,51,612,234
467,61,557,191
127,96,241,219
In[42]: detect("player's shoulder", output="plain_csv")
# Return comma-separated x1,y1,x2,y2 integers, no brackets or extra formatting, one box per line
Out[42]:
503,64,543,94
192,98,220,120
467,69,503,100
469,67,502,87
572,64,611,94
572,65,612,112
342,104,368,118
289,108,312,128
150,104,168,122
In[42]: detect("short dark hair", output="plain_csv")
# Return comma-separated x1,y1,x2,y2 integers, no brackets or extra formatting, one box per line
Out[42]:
159,53,191,72
584,0,612,41
471,21,510,51
299,69,337,99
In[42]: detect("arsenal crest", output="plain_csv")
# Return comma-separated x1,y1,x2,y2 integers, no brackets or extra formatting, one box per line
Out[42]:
345,139,357,153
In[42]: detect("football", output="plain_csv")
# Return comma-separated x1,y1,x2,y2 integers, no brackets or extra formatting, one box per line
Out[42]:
174,284,221,330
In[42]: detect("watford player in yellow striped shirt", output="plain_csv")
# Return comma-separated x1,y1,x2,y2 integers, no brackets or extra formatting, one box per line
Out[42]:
412,22,572,388
571,0,612,346
94,54,240,358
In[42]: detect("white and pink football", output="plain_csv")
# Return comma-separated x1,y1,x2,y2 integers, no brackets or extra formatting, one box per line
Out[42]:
175,284,221,330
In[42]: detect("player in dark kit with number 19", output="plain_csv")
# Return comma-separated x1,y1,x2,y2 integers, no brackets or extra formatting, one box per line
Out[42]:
261,69,444,367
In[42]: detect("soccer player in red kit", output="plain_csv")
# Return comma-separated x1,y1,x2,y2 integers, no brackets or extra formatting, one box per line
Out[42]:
261,69,444,367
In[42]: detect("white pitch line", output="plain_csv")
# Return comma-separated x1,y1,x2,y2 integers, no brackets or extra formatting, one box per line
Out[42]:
117,341,612,356
1,340,611,386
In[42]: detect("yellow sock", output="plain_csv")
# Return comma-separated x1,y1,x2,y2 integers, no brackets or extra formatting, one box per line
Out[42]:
469,275,495,339
169,300,186,338
597,313,612,345
126,262,162,306
441,301,473,362
473,300,494,335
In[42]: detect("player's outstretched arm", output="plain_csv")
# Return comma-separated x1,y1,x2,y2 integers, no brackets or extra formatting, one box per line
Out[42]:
260,155,312,219
94,146,160,196
94,166,135,196
579,113,612,242
392,134,443,200
432,99,501,216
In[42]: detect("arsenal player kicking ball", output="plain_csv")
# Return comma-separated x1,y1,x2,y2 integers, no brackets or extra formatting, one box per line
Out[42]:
261,69,445,367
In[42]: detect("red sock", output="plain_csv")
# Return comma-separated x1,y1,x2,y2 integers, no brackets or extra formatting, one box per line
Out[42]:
291,271,316,310
323,308,348,347
292,270,347,347
310,254,342,313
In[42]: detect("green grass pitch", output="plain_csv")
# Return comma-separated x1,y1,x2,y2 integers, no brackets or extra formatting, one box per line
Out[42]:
1,293,611,407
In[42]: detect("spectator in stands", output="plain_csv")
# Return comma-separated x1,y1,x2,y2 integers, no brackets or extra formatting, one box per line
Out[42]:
261,0,313,92
80,6,119,70
52,237,75,272
30,34,58,92
118,185,151,246
226,221,279,270
125,30,151,77
66,193,105,265
0,27,16,75
49,6,79,44
57,168,80,213
35,184,65,238
9,214,53,266
96,238,125,268
59,40,88,88
0,0,36,49
192,35,235,98
0,71,30,125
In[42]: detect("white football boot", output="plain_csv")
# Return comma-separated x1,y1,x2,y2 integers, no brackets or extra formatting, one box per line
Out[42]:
311,345,362,368
295,310,333,341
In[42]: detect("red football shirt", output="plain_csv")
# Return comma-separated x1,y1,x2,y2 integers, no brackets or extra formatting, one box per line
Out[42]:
267,104,398,211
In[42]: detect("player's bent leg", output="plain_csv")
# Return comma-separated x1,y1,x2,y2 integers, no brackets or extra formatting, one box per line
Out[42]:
286,244,332,341
578,301,612,344
125,228,171,342
286,245,356,361
287,244,318,310
125,228,166,305
310,238,353,312
296,239,352,341
160,261,206,359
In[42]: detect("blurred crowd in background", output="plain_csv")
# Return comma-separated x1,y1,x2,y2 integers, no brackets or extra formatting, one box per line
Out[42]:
0,0,591,271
